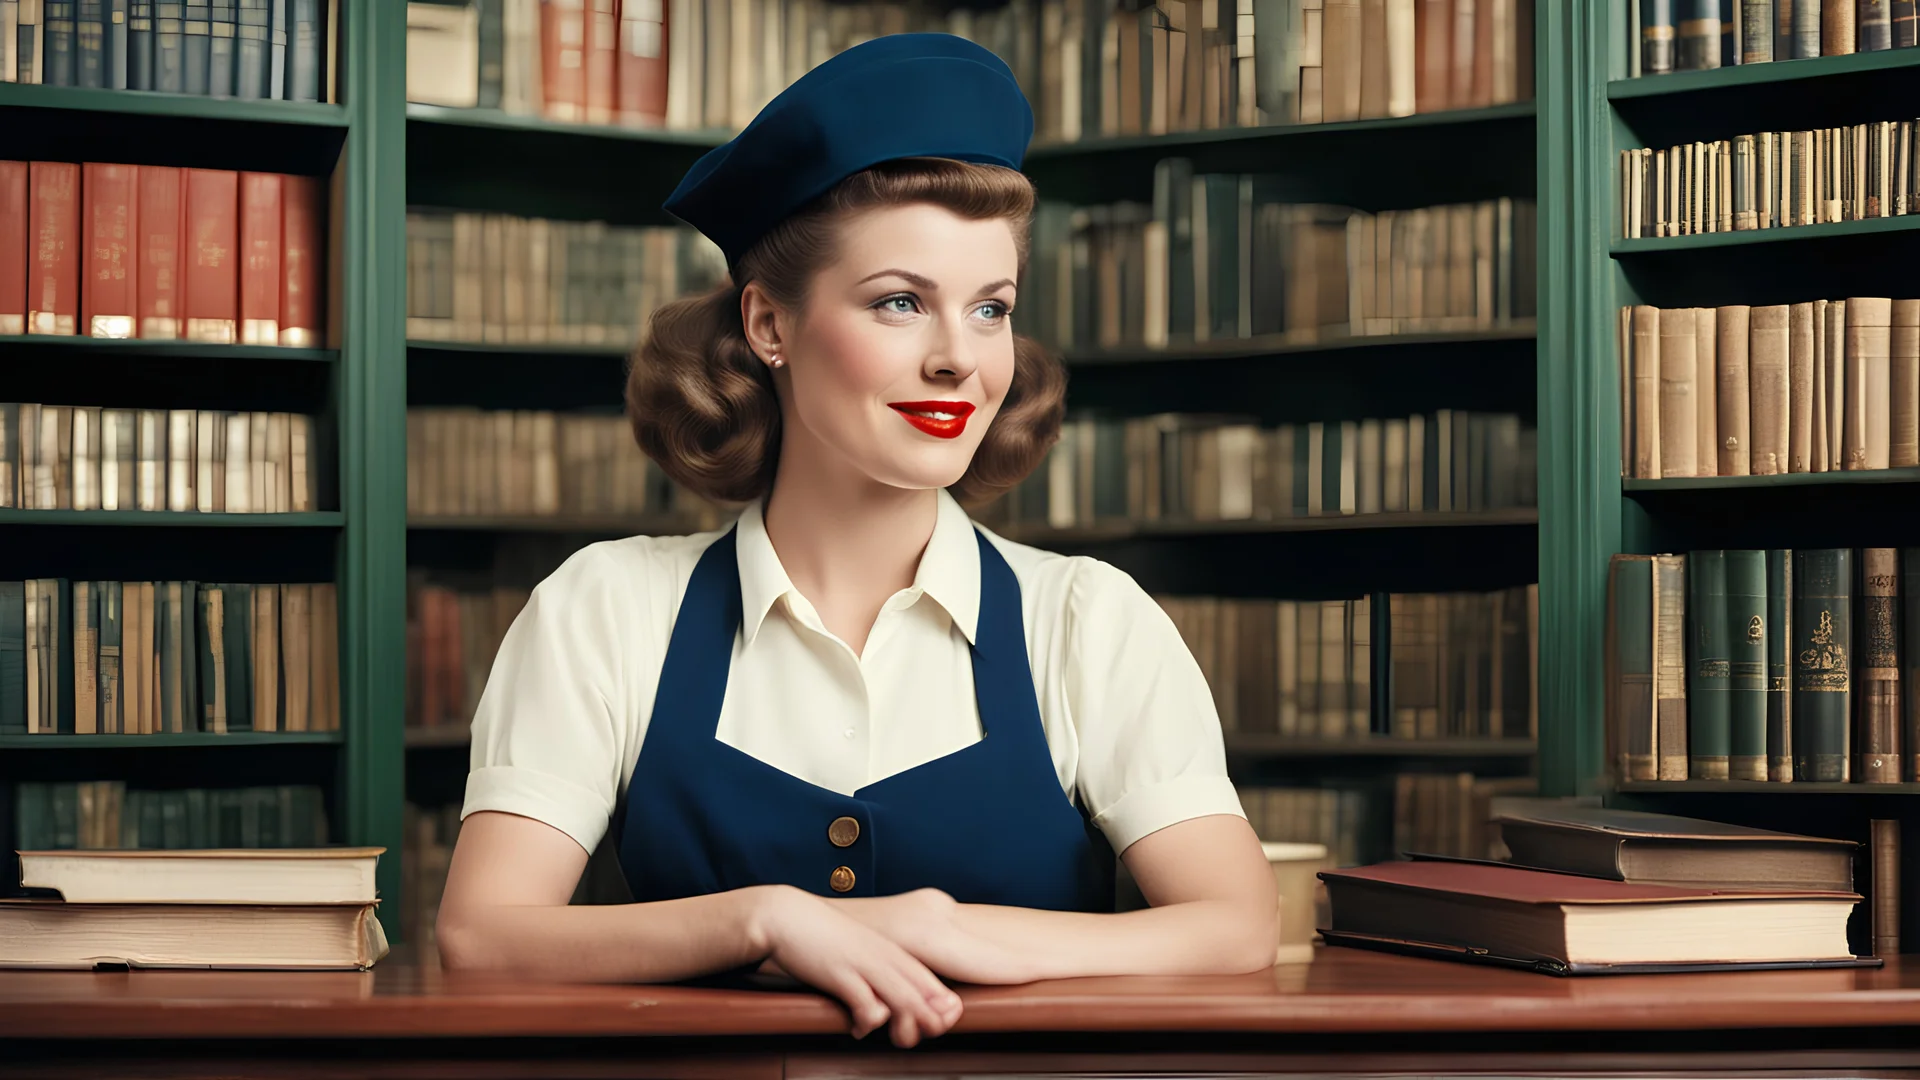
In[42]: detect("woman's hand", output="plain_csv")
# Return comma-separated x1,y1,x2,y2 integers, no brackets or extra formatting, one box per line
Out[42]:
752,885,964,1047
831,888,1040,985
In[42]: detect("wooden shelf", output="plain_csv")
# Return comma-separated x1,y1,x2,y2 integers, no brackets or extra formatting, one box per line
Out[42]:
407,340,629,359
994,509,1538,545
0,336,335,363
0,510,344,528
405,726,472,749
0,83,348,125
1618,780,1920,794
1608,49,1920,100
1020,102,1536,208
1612,213,1920,255
408,513,707,534
0,732,343,749
404,103,728,146
1227,736,1535,758
1063,324,1537,366
1626,466,1920,491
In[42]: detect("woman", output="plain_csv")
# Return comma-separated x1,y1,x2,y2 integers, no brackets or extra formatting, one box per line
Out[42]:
435,31,1279,1049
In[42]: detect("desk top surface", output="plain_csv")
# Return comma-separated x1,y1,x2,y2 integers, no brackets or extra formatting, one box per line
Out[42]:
2,946,1919,1041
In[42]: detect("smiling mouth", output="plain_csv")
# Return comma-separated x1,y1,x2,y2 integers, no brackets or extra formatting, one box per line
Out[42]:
889,401,975,439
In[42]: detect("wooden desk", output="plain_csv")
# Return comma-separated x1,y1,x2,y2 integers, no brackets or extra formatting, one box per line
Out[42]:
6,946,1920,1078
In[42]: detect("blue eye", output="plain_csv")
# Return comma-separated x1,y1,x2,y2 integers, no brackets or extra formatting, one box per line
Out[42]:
875,294,920,315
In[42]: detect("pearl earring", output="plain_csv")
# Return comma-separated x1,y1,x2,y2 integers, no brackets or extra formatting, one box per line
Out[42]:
769,353,785,369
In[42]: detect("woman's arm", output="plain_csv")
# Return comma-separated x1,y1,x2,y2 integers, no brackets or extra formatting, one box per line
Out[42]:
834,813,1278,984
434,811,965,1046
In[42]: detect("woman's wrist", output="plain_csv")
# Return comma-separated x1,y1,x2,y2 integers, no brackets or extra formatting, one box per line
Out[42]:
741,883,806,961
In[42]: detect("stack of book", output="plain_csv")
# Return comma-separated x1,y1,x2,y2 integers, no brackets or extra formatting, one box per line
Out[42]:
1,846,386,970
1319,805,1881,974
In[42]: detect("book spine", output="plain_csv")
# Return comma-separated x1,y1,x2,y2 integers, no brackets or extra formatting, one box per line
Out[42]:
1897,0,1918,45
1726,549,1768,779
153,1,182,92
1793,547,1852,781
1642,0,1675,74
1610,555,1658,781
1823,0,1855,51
278,172,319,346
135,165,183,340
1858,548,1902,782
80,161,137,339
182,0,207,93
238,171,280,344
1741,0,1773,59
1677,0,1720,68
233,0,263,97
1655,553,1690,778
183,167,238,343
98,580,119,734
44,0,73,85
127,0,152,90
27,161,79,336
106,0,126,88
1792,0,1820,55
0,161,27,336
1768,547,1794,781
0,582,23,735
1861,0,1893,48
285,0,314,100
1872,818,1900,955
206,0,231,96
75,0,101,86
1688,549,1731,779
265,0,281,96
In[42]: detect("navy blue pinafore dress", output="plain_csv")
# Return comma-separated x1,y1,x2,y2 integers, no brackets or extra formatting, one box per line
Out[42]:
615,526,1114,912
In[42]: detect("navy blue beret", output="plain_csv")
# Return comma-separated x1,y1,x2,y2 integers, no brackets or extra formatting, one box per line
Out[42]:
662,32,1035,269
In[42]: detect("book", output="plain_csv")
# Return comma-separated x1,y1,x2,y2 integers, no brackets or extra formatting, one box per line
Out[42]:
0,898,387,970
17,845,379,903
1319,858,1867,974
1494,805,1856,891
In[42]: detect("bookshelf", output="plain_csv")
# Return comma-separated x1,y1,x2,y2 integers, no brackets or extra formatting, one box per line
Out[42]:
0,1,409,931
1551,0,1920,951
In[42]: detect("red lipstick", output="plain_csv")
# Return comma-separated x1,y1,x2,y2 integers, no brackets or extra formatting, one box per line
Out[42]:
888,400,975,439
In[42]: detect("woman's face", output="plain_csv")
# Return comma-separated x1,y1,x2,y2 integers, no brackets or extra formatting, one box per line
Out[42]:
773,203,1019,493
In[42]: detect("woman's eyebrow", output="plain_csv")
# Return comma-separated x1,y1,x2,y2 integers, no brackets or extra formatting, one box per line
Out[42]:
855,269,1016,297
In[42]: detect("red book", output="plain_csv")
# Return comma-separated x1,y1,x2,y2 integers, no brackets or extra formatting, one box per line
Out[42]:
0,161,27,335
183,168,239,344
616,0,668,127
238,172,282,346
279,173,323,347
136,167,185,340
27,162,80,336
82,163,140,339
540,0,587,122
586,0,617,124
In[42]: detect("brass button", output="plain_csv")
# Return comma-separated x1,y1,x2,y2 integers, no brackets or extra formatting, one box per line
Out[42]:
828,815,860,847
830,865,856,892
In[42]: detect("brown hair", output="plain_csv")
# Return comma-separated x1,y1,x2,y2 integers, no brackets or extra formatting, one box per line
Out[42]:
625,157,1067,506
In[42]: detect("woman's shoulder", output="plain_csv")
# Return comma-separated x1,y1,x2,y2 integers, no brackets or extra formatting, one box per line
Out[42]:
970,520,1160,625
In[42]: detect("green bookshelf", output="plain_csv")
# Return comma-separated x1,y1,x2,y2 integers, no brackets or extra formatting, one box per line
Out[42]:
1543,0,1920,950
0,1,409,936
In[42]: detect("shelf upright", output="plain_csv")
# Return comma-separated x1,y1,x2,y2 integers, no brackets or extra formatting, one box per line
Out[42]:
338,0,411,937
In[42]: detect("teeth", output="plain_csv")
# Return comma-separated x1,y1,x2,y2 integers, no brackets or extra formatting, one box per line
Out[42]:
904,409,958,420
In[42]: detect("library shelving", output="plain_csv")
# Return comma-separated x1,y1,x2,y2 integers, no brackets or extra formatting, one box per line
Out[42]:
0,1,409,930
1550,1,1920,953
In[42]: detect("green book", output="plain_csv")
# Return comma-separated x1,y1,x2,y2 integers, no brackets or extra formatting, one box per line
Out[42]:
0,582,25,735
1609,555,1656,781
1725,550,1768,780
1687,550,1731,780
1767,550,1793,782
1793,548,1852,782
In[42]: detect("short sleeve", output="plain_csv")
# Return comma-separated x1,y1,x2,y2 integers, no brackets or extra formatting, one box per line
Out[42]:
461,545,637,856
1062,559,1248,855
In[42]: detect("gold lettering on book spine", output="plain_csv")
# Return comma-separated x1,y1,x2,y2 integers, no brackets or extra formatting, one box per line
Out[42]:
1747,614,1764,644
1797,609,1849,691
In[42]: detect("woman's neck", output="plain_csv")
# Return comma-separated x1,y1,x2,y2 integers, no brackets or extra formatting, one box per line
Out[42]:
761,456,939,657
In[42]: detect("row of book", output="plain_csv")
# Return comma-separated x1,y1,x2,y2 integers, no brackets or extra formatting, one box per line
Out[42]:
401,800,458,951
1630,0,1919,77
1618,300,1920,479
406,407,721,523
1235,773,1548,868
407,0,665,125
1028,187,1537,353
404,209,725,348
0,405,320,513
1,162,325,344
0,0,333,100
403,0,1533,142
1,579,342,736
1619,123,1920,240
10,782,330,851
970,410,1535,531
408,573,527,732
1607,547,1920,784
1154,585,1536,741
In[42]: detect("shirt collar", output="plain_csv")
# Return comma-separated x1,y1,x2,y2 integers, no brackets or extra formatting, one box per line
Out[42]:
734,488,982,647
